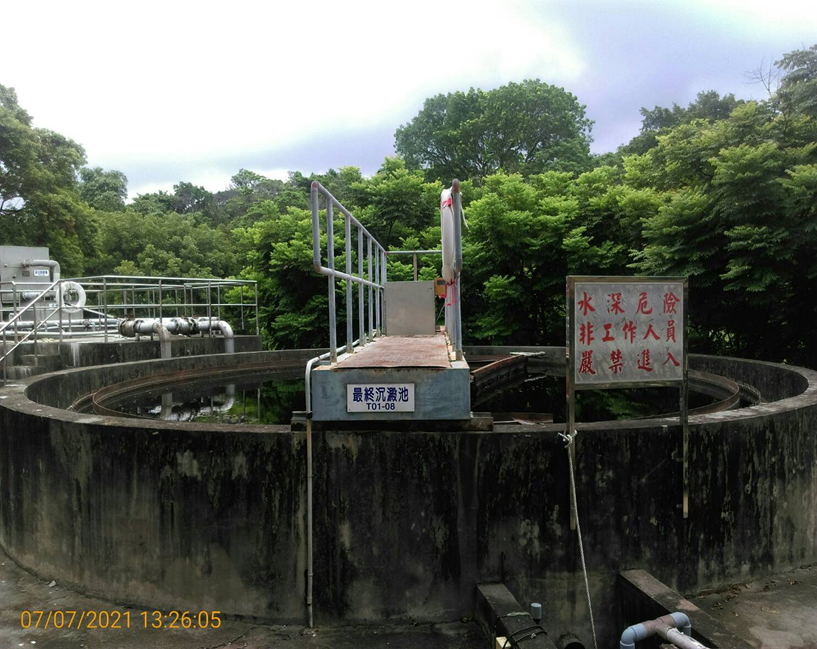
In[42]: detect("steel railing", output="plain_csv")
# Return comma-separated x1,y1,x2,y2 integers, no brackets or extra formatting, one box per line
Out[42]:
0,274,259,384
310,181,386,364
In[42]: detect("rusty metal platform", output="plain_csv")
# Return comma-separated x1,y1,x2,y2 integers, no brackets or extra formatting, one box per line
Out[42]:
335,335,451,369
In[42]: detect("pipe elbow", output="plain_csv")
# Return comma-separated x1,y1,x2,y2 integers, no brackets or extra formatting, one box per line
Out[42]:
669,612,692,636
151,322,171,342
217,321,234,338
620,623,648,649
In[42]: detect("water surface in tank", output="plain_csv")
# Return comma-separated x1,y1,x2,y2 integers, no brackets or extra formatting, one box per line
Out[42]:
113,372,304,425
111,370,715,425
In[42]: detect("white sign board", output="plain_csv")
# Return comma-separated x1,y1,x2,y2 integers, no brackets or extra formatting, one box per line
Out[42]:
33,269,50,277
347,383,415,413
571,279,685,386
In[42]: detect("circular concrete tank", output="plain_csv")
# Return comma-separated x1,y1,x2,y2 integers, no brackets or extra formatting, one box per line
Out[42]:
1,347,816,647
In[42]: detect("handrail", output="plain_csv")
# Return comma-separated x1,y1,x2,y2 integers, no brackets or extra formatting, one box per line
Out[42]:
0,279,61,334
310,181,385,363
1,273,260,384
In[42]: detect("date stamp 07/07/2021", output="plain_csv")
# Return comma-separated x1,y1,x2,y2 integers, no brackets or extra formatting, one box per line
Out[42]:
20,609,223,632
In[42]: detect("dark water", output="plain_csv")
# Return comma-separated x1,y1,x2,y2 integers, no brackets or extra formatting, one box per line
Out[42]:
113,369,713,426
474,374,712,422
113,372,305,425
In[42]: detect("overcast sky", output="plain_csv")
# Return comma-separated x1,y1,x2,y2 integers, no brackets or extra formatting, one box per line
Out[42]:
3,0,816,198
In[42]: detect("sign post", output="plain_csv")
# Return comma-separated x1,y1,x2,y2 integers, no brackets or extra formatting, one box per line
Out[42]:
566,276,689,527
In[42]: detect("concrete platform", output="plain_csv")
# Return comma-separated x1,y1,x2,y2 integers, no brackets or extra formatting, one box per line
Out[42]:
336,335,450,368
0,547,483,648
311,334,472,422
694,565,817,649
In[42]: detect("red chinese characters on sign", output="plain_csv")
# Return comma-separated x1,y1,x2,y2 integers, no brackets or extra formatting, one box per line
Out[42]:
578,291,595,316
610,349,623,374
607,292,625,315
637,349,653,372
663,292,679,314
623,321,637,343
664,351,680,367
579,350,596,375
643,323,660,340
580,322,595,345
636,291,652,315
573,280,684,384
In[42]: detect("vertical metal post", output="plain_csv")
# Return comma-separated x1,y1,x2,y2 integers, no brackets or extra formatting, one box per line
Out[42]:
13,287,18,343
358,229,365,347
452,181,465,361
381,249,387,336
566,277,577,531
207,281,212,335
454,277,463,361
682,279,690,519
255,283,260,336
2,329,6,385
413,252,418,282
32,299,38,364
375,247,380,337
103,277,108,343
367,237,373,339
217,285,221,322
58,280,64,344
240,284,245,332
159,280,163,323
345,215,353,353
326,201,337,362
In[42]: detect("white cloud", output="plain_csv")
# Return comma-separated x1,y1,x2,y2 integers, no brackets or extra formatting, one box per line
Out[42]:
4,0,584,180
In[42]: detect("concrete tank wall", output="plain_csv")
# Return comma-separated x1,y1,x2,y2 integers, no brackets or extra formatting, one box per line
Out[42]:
0,349,815,647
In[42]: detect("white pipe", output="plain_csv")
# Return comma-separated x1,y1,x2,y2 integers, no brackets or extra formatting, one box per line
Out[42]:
195,318,234,354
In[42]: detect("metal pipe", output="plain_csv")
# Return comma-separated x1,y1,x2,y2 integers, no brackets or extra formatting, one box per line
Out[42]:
195,318,234,354
326,200,337,362
368,237,373,339
375,245,380,336
345,214,353,353
301,336,360,629
119,319,173,359
381,249,387,334
306,415,314,628
451,179,464,361
358,228,365,347
22,259,60,282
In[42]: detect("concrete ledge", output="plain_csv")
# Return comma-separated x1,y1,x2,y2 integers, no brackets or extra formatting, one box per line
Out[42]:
475,583,557,649
618,570,752,649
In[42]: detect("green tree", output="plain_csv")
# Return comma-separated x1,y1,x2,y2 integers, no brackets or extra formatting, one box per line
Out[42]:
0,84,98,275
78,166,128,211
776,44,817,119
395,79,593,183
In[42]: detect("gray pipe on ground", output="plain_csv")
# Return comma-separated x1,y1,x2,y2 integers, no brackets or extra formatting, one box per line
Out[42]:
620,612,708,649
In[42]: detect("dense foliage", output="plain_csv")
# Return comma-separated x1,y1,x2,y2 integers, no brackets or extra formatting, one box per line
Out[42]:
2,44,816,366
